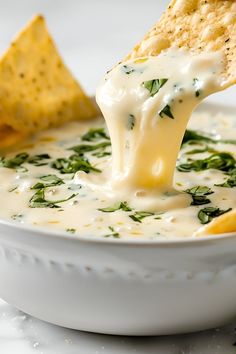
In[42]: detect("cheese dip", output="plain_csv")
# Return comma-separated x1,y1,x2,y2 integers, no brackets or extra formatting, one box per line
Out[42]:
0,108,235,240
0,48,235,240
96,49,224,192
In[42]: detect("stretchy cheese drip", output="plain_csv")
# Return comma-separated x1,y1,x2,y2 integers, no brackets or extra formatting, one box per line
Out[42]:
96,49,224,192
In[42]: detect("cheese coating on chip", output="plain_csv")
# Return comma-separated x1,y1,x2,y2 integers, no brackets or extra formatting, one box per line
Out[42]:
124,0,236,235
125,0,236,86
0,15,97,148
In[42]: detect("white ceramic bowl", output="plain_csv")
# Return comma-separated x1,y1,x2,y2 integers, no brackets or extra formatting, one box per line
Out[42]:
0,219,235,336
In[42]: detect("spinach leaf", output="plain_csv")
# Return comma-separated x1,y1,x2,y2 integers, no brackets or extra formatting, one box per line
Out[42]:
81,128,109,142
182,129,236,147
0,152,51,170
31,174,64,189
215,169,236,188
177,152,235,173
185,186,213,205
186,146,218,155
104,226,120,238
143,78,168,97
129,211,154,223
98,201,132,213
27,154,51,166
29,189,77,208
158,105,174,119
0,153,29,170
198,207,232,224
69,142,111,156
66,228,76,234
51,155,100,174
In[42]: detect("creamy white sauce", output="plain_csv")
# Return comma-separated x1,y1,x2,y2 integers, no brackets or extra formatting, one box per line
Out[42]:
0,48,234,240
0,110,235,240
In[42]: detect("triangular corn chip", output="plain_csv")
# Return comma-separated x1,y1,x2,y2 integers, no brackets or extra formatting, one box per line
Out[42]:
125,0,236,86
194,209,236,236
0,15,97,148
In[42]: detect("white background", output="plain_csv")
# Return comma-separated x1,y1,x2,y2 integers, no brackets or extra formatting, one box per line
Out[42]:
0,1,235,353
0,0,167,94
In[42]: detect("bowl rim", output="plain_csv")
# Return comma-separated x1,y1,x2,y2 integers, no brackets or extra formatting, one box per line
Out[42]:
0,217,235,247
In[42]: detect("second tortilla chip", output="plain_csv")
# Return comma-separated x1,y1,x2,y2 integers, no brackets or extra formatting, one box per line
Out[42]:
0,15,97,148
194,209,236,236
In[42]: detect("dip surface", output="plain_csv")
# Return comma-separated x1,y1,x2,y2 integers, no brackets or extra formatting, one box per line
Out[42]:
0,108,235,240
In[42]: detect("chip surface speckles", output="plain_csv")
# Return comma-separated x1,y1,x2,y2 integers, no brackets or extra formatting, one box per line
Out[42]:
0,15,97,148
125,0,236,87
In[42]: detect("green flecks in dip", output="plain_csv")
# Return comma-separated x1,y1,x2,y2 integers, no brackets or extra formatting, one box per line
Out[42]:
0,110,235,240
143,78,168,97
158,104,174,119
127,114,136,130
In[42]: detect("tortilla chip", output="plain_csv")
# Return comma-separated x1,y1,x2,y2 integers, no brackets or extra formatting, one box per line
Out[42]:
194,209,236,237
0,15,97,148
125,0,236,86
0,125,25,149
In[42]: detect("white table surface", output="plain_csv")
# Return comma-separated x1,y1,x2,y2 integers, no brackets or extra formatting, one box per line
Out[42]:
0,0,236,352
0,298,236,354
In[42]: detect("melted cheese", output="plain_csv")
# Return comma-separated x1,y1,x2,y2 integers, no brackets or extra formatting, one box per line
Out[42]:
0,49,234,240
96,49,224,194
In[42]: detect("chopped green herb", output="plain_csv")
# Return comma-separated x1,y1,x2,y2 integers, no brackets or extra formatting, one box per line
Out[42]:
122,65,135,75
29,189,77,208
185,186,213,205
186,146,218,155
31,174,64,189
127,114,136,130
99,202,161,224
0,152,51,171
66,228,76,234
69,142,111,156
182,129,236,147
81,128,109,142
51,155,101,174
158,104,174,119
177,152,235,173
92,151,111,158
98,201,132,213
29,189,58,208
0,140,110,174
164,190,179,197
0,152,29,171
193,78,201,97
27,154,51,166
198,207,232,224
182,130,215,146
143,78,168,97
129,211,154,223
221,139,236,144
8,186,18,192
11,214,24,221
215,169,236,188
104,226,120,238
68,184,82,191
